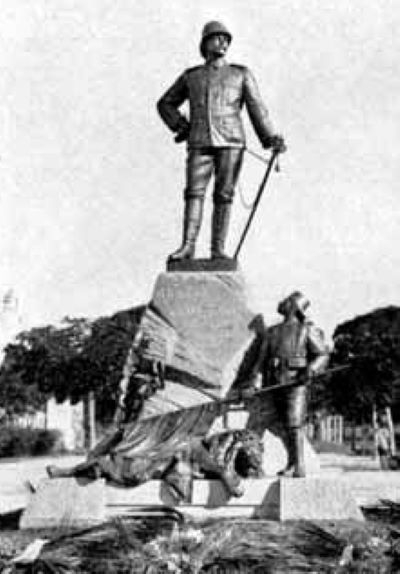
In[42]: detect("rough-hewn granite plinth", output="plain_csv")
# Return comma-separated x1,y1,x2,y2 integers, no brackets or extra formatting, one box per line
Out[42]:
137,270,255,418
257,477,364,521
19,478,106,530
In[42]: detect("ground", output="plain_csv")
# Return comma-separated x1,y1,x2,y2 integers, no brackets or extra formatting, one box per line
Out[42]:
0,453,399,572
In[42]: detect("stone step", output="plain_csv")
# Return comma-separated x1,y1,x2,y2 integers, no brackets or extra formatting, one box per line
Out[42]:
20,474,365,528
343,471,400,507
106,471,400,519
106,475,364,521
21,470,400,528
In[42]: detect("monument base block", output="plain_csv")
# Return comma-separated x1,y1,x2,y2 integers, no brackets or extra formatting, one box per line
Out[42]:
257,477,365,521
20,475,364,527
137,269,255,418
106,476,364,522
19,478,106,530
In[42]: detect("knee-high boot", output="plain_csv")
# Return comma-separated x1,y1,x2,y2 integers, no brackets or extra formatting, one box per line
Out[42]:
211,203,231,259
168,197,204,261
277,427,305,478
293,427,305,477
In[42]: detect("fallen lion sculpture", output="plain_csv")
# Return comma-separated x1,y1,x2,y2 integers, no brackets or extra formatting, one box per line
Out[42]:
47,428,264,502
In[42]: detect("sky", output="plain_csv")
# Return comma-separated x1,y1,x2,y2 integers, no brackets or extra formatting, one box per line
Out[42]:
0,0,400,339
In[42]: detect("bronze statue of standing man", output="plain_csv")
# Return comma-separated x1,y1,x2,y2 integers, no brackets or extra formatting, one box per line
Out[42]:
157,21,286,262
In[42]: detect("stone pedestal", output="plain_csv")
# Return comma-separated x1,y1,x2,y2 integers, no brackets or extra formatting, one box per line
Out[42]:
20,475,363,527
19,478,106,530
137,270,255,418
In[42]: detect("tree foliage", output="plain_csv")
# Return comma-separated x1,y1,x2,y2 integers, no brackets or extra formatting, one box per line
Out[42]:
310,306,400,421
82,306,145,421
0,306,144,421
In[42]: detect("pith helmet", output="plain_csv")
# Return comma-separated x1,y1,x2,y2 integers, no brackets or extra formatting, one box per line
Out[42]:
200,21,232,57
278,291,310,318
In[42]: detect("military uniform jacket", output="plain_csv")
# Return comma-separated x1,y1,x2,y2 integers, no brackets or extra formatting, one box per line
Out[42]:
254,319,328,387
157,61,275,149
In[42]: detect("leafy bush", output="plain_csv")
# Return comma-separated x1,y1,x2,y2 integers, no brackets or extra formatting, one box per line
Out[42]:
0,426,62,457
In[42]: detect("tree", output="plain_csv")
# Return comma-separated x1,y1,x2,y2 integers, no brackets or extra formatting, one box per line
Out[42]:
0,318,91,418
0,306,145,422
80,306,145,422
0,341,48,416
311,306,400,422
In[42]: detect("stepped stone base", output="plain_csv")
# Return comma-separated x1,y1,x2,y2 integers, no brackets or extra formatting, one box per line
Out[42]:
344,471,400,507
20,467,400,526
20,475,364,527
19,478,106,530
106,477,363,522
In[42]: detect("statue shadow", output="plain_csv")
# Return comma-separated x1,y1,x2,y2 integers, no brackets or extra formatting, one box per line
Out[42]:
159,478,232,508
200,478,281,512
158,479,281,513
204,480,230,507
251,479,280,519
159,481,185,506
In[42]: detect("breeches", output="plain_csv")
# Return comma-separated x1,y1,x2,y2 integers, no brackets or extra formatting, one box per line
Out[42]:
185,147,244,204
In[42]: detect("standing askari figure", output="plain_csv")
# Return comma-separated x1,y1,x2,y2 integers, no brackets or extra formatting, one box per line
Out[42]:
157,21,286,262
246,292,329,477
